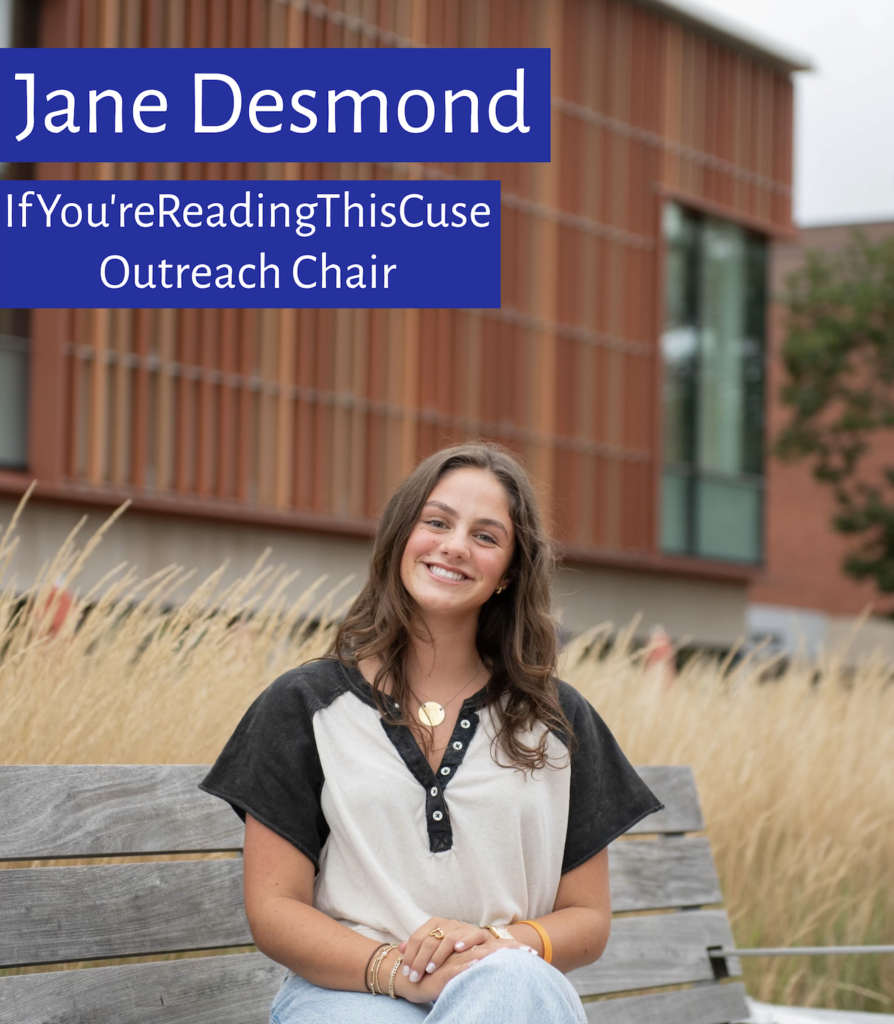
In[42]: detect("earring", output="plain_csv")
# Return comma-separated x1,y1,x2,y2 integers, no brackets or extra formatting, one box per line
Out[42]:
496,584,506,595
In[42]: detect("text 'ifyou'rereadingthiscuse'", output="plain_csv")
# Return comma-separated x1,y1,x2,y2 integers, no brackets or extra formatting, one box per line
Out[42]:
1,181,502,309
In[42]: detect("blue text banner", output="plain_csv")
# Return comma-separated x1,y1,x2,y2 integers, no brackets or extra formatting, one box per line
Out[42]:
0,48,549,162
1,180,501,309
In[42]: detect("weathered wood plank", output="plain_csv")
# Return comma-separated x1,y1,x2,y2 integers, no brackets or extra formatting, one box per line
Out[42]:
0,862,251,968
0,837,720,967
609,836,722,910
627,766,704,834
0,960,750,1024
583,983,749,1024
0,952,284,1024
0,763,702,862
2,855,740,995
568,910,741,997
0,766,243,860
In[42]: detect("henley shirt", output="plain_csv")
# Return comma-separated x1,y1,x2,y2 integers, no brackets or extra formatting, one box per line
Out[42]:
200,658,663,944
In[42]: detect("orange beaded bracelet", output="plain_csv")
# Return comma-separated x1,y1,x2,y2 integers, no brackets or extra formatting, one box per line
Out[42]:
517,919,552,964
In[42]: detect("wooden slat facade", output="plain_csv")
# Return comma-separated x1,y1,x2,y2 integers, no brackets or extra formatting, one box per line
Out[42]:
16,0,796,574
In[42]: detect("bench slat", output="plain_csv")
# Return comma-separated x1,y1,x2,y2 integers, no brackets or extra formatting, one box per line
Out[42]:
0,765,243,860
0,764,704,862
2,854,738,995
0,952,283,1024
583,982,749,1024
0,958,750,1024
569,909,741,997
608,836,721,910
0,838,723,969
628,766,704,833
0,862,252,969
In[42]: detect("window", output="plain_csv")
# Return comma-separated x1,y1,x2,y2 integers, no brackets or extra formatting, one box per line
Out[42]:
2,0,37,184
661,203,766,563
0,312,29,469
2,2,35,471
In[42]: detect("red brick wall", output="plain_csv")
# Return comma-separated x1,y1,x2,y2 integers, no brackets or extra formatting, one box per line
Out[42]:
752,221,894,616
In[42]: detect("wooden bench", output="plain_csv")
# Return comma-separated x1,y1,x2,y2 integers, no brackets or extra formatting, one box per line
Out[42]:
0,764,749,1023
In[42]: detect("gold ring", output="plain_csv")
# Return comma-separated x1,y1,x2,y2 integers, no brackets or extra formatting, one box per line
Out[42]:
429,927,445,939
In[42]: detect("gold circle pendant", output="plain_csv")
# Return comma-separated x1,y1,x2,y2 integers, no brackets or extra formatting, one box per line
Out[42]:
418,702,445,727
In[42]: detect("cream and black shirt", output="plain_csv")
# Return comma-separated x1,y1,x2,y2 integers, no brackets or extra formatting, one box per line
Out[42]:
201,659,662,944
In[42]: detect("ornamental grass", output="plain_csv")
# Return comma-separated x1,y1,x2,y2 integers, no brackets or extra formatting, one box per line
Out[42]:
1,495,892,1011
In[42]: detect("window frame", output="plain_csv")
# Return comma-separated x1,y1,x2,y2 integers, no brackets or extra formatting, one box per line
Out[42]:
659,201,768,567
0,331,31,471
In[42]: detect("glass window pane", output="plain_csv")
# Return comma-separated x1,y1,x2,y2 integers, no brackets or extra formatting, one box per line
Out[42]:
0,335,29,468
661,203,699,466
696,476,762,563
742,234,767,475
698,220,748,475
661,468,689,554
660,204,766,564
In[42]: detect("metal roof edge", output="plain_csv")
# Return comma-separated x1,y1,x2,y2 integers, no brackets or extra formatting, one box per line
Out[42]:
628,0,815,74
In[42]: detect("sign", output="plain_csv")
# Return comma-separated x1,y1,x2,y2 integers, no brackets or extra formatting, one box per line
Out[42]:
1,180,501,309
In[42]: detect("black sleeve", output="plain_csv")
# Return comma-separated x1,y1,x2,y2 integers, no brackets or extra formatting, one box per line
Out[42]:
199,667,330,870
556,681,664,873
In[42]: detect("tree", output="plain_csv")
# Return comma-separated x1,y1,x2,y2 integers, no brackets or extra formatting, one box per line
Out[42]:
776,231,894,594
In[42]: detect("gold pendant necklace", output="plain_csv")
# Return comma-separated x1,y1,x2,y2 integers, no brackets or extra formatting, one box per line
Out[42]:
416,660,482,727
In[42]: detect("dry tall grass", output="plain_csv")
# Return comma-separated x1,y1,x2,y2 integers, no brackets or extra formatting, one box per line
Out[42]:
1,496,892,1012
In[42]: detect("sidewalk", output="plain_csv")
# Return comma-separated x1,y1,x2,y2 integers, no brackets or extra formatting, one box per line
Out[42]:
747,999,894,1024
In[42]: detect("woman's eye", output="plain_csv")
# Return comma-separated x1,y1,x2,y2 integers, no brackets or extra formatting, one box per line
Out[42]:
476,532,497,544
426,518,448,529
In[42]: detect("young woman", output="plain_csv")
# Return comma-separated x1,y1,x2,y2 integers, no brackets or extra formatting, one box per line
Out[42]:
201,442,662,1023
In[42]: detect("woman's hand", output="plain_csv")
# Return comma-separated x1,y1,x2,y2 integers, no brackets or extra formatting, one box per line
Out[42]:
391,939,539,1003
398,917,539,987
398,917,490,983
391,945,477,1002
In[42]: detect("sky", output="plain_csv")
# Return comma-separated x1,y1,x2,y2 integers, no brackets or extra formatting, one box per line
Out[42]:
679,0,894,227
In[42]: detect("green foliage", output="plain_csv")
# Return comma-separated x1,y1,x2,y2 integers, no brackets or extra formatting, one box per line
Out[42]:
776,231,894,594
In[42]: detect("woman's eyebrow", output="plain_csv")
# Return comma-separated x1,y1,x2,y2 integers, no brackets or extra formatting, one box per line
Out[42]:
424,500,456,515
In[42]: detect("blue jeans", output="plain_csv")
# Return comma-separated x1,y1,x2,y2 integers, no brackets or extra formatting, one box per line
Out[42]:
269,948,588,1024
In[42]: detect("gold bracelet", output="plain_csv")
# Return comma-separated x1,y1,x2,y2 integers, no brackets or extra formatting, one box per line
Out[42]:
365,943,389,994
368,944,390,994
388,953,404,999
370,946,389,995
517,920,553,964
371,944,399,995
371,946,388,995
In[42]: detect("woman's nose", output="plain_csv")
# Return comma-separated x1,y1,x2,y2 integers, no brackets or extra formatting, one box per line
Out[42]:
440,530,470,557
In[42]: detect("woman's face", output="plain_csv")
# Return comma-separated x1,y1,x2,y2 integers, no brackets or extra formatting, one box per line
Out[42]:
400,467,515,622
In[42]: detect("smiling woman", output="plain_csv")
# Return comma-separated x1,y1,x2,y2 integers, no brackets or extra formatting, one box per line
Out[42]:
399,468,515,650
200,442,663,1024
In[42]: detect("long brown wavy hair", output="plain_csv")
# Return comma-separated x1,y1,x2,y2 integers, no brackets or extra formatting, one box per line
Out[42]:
330,442,574,772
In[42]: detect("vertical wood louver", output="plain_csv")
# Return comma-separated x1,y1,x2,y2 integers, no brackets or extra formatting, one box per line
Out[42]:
22,0,794,574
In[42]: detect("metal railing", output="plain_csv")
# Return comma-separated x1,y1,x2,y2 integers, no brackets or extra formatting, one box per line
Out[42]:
712,944,894,958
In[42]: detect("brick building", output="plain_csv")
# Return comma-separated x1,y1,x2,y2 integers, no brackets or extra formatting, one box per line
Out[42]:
749,220,894,660
1,0,810,647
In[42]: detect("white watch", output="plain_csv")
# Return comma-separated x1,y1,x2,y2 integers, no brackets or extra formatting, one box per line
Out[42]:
486,925,513,940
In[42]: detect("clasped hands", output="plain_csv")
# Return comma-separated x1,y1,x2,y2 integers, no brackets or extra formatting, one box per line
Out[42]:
393,916,539,1003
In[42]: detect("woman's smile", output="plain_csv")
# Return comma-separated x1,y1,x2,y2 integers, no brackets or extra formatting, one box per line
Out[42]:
424,562,472,583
